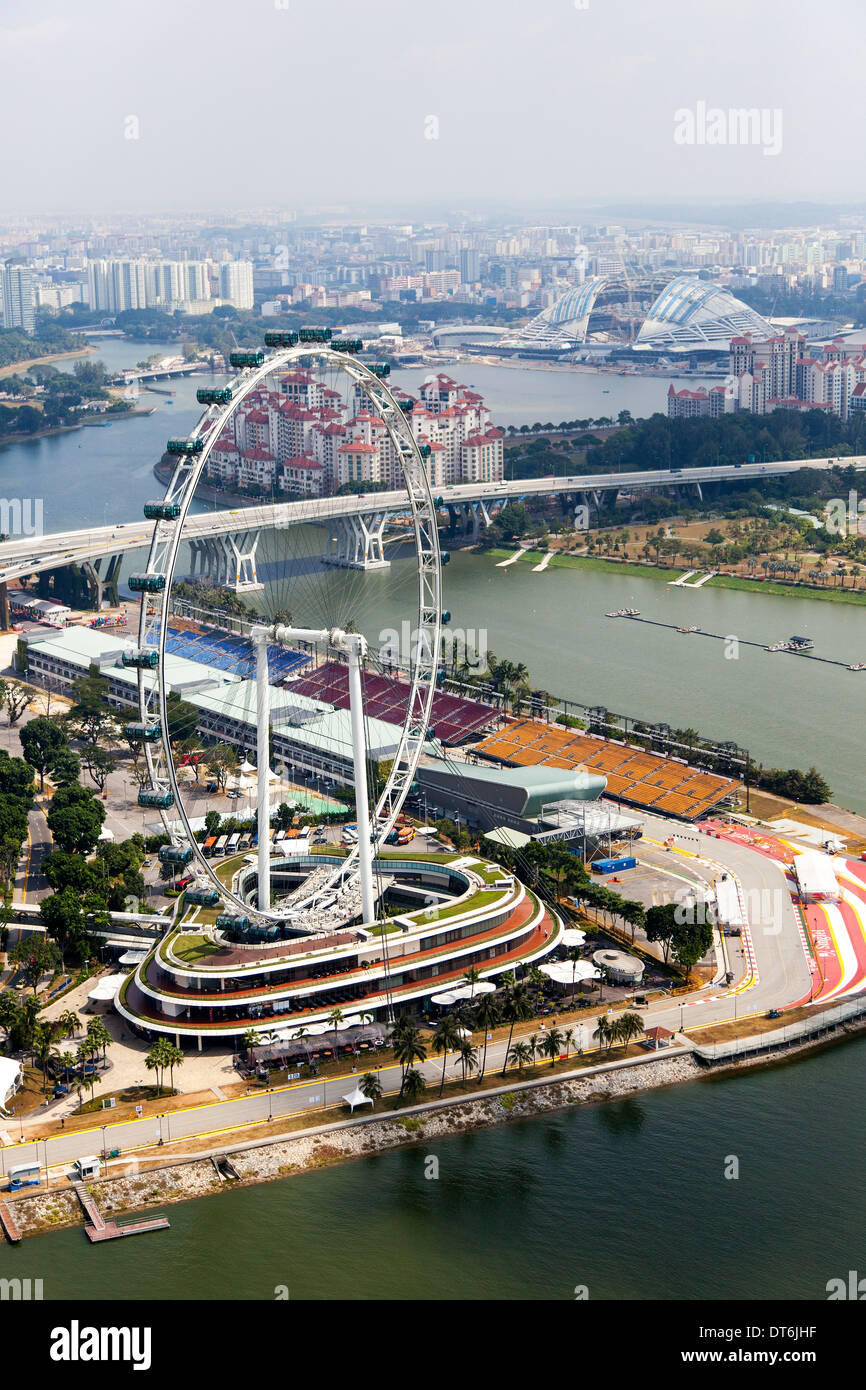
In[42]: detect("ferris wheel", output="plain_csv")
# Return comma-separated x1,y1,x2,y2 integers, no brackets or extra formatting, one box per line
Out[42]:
126,333,443,927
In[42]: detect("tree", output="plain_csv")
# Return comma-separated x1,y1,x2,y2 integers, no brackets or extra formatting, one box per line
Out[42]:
32,1021,59,1093
473,991,501,1079
507,1040,533,1072
454,1037,478,1086
0,991,20,1047
0,679,37,726
326,1007,344,1063
9,934,61,993
86,1017,112,1066
401,1067,427,1104
645,902,679,965
39,888,92,968
46,782,105,854
205,745,238,793
48,748,82,787
670,920,714,977
65,669,116,746
499,981,533,1077
19,716,68,792
82,746,116,792
165,692,200,746
360,1072,382,1103
615,1012,645,1051
431,1014,462,1096
592,1016,611,1053
392,1023,427,1093
540,1026,564,1067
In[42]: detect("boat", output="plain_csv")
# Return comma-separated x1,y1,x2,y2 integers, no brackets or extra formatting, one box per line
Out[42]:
848,662,866,671
677,625,700,634
605,607,640,618
788,635,814,652
766,642,788,652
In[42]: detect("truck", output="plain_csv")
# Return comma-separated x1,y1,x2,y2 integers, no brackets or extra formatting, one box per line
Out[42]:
591,855,638,874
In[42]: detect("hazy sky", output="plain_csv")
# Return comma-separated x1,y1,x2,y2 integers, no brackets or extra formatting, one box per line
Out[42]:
2,0,865,215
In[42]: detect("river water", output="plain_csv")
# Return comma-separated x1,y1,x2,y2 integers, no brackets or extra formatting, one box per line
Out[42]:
3,1041,865,1300
1,339,863,1300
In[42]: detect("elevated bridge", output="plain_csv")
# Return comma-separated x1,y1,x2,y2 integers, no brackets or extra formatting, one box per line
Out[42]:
0,457,849,601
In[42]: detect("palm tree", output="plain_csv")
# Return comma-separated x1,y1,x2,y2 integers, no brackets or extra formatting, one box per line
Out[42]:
86,1018,112,1066
243,1028,259,1065
500,981,533,1076
431,1014,462,1096
562,1027,575,1059
57,1009,80,1041
460,967,481,1001
615,1012,645,1052
58,1050,76,1088
360,1072,382,1103
473,992,501,1080
167,1044,184,1091
326,1007,345,1064
566,946,585,1005
32,1022,57,1093
540,1027,564,1067
392,1024,427,1094
454,1038,478,1086
507,1040,533,1072
402,1067,427,1104
592,1016,610,1053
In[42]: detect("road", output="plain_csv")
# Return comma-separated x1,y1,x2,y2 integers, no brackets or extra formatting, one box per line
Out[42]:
0,456,851,584
2,812,857,1183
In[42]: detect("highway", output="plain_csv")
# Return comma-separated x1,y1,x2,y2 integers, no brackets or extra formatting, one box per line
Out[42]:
0,455,853,585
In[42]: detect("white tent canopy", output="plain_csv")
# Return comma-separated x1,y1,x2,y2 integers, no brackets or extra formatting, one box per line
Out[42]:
561,928,587,947
342,1085,374,1112
540,961,600,986
87,973,127,1003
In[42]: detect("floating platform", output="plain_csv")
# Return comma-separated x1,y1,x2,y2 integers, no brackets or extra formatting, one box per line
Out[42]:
72,1180,169,1243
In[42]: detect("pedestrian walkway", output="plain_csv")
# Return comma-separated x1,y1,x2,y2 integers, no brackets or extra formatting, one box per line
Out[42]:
497,548,527,568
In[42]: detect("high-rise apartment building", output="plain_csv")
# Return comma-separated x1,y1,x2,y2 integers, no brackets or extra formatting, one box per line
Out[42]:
219,260,254,309
1,264,36,333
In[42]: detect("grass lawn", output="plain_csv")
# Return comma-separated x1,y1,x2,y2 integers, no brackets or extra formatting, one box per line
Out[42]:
3,1064,53,1118
485,548,676,582
483,546,866,605
75,1084,177,1115
172,933,221,964
707,573,866,605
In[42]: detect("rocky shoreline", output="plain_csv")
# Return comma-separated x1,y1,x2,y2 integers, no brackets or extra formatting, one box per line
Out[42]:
7,1053,700,1238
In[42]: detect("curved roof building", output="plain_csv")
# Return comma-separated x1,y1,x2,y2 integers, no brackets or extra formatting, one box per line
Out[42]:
502,276,610,350
635,276,773,351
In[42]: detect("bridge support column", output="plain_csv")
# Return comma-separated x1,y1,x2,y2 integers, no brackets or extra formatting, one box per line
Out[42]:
185,532,263,593
81,553,123,609
330,513,391,570
0,582,9,632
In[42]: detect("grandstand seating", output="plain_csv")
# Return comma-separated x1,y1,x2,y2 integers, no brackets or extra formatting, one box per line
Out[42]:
289,661,498,745
145,625,310,683
473,718,740,820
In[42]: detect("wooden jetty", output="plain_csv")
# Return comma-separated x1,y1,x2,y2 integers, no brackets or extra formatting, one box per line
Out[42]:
72,1181,169,1244
0,1200,22,1243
